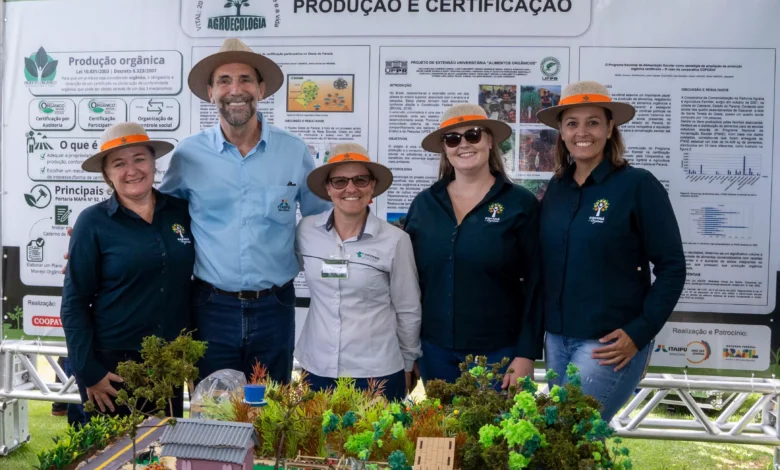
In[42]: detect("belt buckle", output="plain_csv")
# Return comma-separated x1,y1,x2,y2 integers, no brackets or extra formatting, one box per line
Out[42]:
238,290,260,301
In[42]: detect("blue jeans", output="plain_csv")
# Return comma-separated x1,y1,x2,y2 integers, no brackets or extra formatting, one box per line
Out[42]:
419,339,517,385
305,369,407,402
192,281,296,384
544,332,653,423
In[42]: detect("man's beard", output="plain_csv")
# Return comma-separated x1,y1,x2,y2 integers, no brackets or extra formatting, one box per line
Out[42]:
218,96,257,127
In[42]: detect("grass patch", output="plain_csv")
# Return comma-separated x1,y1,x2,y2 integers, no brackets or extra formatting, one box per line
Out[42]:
0,400,68,470
613,438,773,469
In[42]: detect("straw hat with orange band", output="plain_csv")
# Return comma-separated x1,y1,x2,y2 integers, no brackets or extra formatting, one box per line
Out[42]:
81,122,174,172
421,103,512,154
306,143,394,201
536,81,636,128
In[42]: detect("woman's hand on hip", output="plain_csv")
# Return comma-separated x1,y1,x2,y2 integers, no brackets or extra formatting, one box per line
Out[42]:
502,357,534,390
592,329,638,372
86,371,123,413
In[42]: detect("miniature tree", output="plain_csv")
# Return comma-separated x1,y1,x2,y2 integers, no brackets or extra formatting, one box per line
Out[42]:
85,330,206,470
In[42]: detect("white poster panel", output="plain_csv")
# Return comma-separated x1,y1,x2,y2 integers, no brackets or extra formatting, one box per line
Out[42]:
652,322,771,372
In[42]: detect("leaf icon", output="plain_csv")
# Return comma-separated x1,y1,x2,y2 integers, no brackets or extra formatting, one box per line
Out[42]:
24,57,38,78
24,194,37,207
92,107,104,113
35,47,48,69
42,107,53,114
40,60,57,79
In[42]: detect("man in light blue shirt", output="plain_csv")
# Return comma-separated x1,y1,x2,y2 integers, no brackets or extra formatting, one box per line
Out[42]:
159,38,330,384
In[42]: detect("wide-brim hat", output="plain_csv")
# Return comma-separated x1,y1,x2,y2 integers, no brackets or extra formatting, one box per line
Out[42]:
536,81,636,128
188,38,284,102
82,122,173,172
306,143,393,201
421,103,512,153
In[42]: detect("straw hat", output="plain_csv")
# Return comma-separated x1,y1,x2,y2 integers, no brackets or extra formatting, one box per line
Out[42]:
536,81,636,128
306,143,393,201
188,38,284,103
81,122,173,172
421,103,512,153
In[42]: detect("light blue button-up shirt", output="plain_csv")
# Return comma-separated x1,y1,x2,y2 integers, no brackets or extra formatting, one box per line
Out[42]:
160,112,330,291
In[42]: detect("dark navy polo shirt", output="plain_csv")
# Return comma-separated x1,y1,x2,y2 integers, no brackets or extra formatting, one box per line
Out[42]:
61,190,195,387
539,159,686,349
404,174,544,359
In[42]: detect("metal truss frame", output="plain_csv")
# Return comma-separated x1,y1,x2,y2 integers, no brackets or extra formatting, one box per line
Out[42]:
2,342,780,465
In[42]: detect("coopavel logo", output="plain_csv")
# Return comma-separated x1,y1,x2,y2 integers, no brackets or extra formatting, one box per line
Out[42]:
195,0,272,32
24,47,58,85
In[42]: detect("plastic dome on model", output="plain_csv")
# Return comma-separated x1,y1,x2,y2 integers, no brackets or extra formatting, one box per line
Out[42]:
188,369,247,419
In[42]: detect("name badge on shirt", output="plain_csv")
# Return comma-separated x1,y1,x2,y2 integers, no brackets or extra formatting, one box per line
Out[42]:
322,256,349,279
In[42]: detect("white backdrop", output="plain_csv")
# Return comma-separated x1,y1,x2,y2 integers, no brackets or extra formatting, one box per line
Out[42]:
3,0,780,373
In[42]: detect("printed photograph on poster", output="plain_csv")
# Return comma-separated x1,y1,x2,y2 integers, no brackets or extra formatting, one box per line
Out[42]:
519,129,557,172
308,142,339,168
515,178,549,201
478,85,516,124
287,74,355,113
499,130,516,173
520,85,561,123
387,212,407,229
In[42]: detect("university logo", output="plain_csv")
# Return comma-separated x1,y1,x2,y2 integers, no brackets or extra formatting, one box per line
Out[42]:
385,60,408,75
540,56,560,81
278,199,291,212
485,203,504,223
207,0,267,31
589,199,609,224
24,47,58,84
172,224,192,244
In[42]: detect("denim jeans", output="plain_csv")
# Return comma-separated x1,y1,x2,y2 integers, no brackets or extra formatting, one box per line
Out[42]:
418,339,517,385
305,369,407,402
192,281,296,384
544,332,653,423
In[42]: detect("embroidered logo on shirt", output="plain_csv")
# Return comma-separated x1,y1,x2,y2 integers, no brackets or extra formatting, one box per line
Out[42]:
278,199,291,212
172,224,191,245
485,203,504,223
589,199,609,224
356,251,379,262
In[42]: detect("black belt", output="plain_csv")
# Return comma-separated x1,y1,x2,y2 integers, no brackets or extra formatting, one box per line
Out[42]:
193,277,293,300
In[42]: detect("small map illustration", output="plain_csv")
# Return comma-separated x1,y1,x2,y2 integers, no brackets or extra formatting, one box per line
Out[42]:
287,74,355,113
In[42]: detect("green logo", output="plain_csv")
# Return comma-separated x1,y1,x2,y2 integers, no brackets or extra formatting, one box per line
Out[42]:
208,0,267,31
356,251,379,262
89,100,104,114
540,56,561,80
24,47,58,82
38,101,54,114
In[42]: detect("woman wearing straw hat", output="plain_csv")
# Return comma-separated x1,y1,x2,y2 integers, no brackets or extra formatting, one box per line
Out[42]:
536,81,685,422
61,122,194,418
405,104,544,388
295,143,422,400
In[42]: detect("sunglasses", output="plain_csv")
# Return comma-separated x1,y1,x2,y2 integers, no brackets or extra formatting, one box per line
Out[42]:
328,174,373,189
441,127,487,148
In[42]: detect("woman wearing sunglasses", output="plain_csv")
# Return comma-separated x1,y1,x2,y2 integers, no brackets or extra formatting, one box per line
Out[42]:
294,143,422,401
536,81,685,422
404,103,544,387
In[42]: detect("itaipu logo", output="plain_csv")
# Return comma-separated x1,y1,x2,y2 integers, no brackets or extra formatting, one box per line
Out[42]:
207,0,267,31
540,56,560,81
24,47,58,83
278,199,291,212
